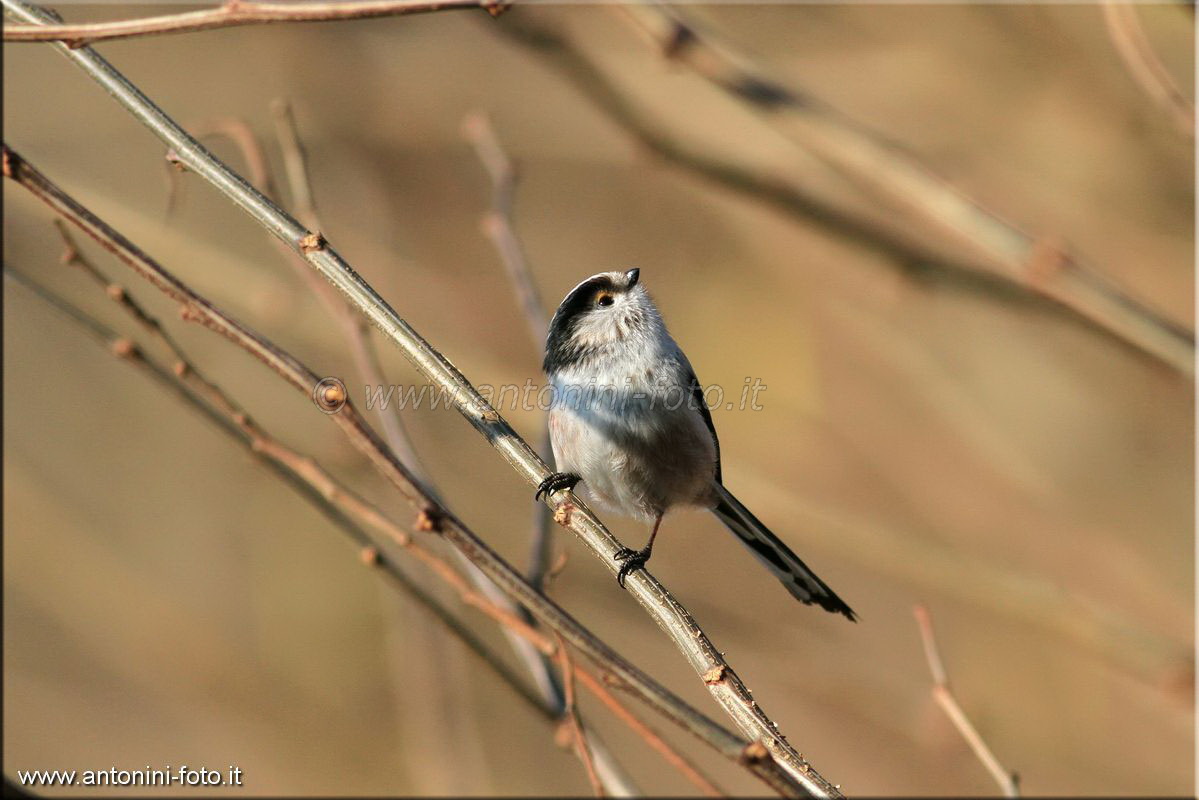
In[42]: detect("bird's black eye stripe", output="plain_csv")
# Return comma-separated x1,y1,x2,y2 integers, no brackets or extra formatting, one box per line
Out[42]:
551,276,615,326
543,275,617,373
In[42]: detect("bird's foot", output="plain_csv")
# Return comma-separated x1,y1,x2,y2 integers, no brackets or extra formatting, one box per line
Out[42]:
614,545,652,588
535,472,581,502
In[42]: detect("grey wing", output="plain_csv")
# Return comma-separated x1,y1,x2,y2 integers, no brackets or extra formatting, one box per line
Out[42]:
685,366,721,484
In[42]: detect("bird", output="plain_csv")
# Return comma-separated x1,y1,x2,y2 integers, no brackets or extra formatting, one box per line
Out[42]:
535,268,856,621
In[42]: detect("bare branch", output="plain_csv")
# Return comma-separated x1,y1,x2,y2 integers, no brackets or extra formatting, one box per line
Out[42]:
555,633,606,797
3,144,818,797
498,6,1192,376
462,111,557,591
572,662,725,797
2,0,503,45
0,6,843,792
913,605,1020,797
1101,1,1194,137
462,111,550,345
618,4,1192,376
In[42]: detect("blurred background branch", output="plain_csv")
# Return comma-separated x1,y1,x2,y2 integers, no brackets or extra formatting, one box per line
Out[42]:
914,605,1020,798
461,111,557,591
1,0,500,45
1101,0,1194,137
499,4,1193,375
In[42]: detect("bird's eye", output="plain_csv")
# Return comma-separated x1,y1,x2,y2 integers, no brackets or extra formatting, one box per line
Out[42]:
596,293,614,307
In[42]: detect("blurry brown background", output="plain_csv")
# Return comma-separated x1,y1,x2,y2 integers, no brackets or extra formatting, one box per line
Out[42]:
3,2,1194,795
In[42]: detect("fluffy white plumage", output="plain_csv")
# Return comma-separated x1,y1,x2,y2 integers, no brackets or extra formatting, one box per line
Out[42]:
546,270,717,522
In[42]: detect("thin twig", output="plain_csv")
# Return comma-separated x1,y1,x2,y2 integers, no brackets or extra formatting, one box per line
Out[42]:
461,111,556,590
0,8,838,793
195,117,279,198
572,665,724,797
55,220,209,384
556,633,606,797
461,112,549,345
3,144,813,798
165,118,279,219
2,0,504,45
1101,1,1194,137
913,605,1020,797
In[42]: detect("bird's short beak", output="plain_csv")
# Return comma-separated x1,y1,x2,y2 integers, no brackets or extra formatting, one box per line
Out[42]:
625,268,640,288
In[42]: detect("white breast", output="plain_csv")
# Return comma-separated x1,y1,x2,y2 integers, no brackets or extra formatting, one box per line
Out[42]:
548,338,718,521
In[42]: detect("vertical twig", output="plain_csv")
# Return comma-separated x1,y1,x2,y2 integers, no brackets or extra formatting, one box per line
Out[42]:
461,111,555,590
556,633,606,797
461,112,549,344
914,605,1020,797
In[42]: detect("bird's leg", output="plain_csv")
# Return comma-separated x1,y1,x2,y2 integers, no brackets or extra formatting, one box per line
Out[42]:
535,471,582,502
614,512,664,588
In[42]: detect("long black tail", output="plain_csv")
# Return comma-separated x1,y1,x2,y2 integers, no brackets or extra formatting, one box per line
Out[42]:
713,484,856,621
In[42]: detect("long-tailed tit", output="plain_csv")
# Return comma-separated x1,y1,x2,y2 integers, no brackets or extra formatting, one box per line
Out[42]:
536,269,856,620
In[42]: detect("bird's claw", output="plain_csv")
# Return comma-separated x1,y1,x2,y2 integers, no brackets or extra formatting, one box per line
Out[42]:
614,546,650,588
535,472,581,502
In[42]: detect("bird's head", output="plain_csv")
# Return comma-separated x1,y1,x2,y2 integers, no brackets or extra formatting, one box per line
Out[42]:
543,268,658,373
